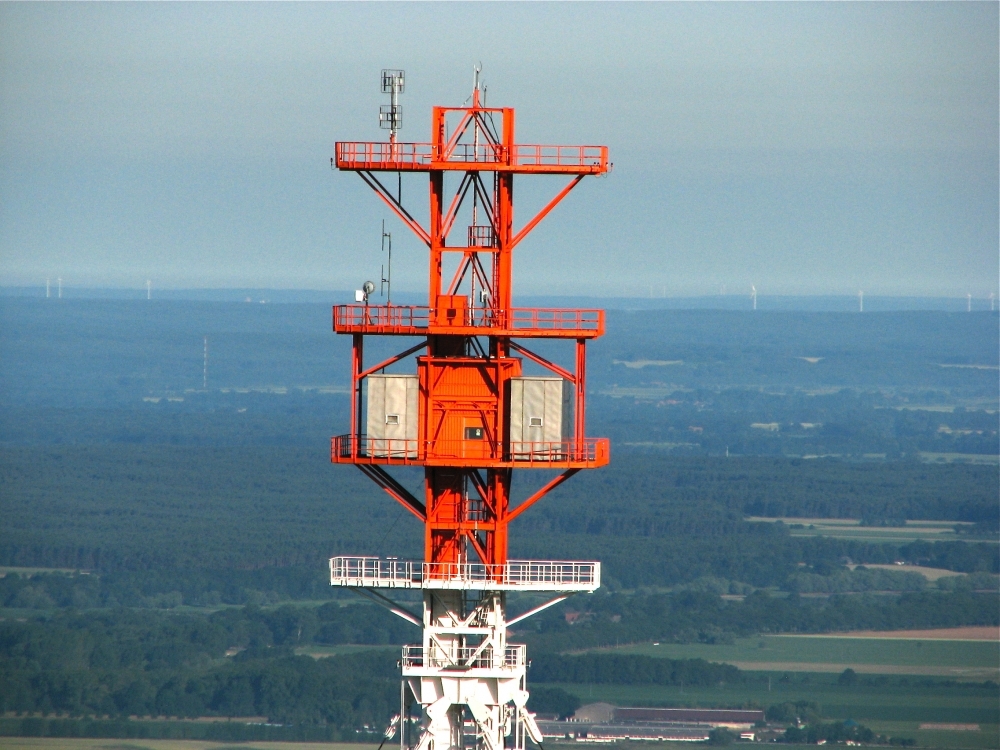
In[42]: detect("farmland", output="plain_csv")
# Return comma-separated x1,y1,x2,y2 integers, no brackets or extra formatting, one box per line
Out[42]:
584,634,998,678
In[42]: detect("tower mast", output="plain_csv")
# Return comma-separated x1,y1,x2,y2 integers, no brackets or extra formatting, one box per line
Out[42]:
330,70,610,750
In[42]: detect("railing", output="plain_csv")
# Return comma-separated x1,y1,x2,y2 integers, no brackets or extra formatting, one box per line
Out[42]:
333,305,603,334
400,644,525,670
335,142,608,171
331,435,609,466
330,557,601,590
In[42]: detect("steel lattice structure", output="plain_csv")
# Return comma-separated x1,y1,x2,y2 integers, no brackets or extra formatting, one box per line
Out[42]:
329,72,610,750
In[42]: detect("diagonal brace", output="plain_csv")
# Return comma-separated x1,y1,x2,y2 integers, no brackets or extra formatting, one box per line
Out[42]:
508,341,576,383
506,469,579,523
359,340,428,380
509,174,584,250
357,464,427,521
358,171,431,245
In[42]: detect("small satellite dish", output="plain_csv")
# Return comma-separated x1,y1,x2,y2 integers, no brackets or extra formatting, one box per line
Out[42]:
363,280,376,295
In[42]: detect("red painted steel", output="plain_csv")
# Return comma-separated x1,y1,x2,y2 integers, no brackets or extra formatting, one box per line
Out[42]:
333,78,609,572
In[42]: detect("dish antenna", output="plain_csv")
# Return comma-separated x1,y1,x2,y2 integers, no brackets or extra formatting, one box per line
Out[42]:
356,280,376,304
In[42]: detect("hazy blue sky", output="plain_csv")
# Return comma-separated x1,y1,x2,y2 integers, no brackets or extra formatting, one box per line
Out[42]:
1,2,996,297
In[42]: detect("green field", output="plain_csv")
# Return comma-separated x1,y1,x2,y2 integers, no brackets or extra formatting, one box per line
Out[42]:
583,635,998,678
743,518,993,544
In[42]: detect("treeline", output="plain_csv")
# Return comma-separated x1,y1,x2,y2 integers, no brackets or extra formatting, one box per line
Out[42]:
0,606,400,724
518,590,1000,653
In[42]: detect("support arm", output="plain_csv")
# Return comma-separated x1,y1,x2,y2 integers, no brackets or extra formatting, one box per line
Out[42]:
357,464,427,521
509,174,584,251
358,171,431,245
506,469,579,523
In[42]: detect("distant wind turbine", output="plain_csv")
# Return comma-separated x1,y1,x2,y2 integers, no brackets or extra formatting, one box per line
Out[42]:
858,290,863,313
57,277,62,299
990,292,995,312
147,280,152,300
966,293,972,312
46,279,50,299
751,285,757,311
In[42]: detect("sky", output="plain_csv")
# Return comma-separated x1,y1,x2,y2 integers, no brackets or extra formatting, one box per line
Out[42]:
0,2,997,298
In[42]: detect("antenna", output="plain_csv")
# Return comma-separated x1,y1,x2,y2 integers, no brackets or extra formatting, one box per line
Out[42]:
858,290,863,312
147,280,152,300
380,69,405,203
751,285,757,311
967,293,972,312
57,277,62,299
203,336,208,390
380,220,392,305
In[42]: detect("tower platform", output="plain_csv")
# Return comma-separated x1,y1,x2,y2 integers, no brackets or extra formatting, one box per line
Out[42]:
330,556,600,592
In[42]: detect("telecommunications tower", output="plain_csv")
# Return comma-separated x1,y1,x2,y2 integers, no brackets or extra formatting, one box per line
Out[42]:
329,70,610,750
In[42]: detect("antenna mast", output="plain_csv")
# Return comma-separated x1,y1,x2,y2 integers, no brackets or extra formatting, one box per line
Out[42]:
331,70,611,750
380,220,392,305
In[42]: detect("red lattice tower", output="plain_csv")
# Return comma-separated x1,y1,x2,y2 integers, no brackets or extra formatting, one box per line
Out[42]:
330,72,609,576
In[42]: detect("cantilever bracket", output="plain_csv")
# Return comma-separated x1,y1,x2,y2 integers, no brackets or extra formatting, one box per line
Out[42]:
507,595,571,627
509,174,585,251
359,340,428,381
508,341,576,384
354,587,422,627
358,171,431,246
357,464,427,521
506,469,579,523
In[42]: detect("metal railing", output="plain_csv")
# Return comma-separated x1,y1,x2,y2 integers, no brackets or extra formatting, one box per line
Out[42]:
333,305,603,334
331,435,609,465
335,142,608,171
400,644,525,670
330,557,600,589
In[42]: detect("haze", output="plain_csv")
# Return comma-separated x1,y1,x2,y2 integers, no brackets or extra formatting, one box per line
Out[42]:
1,2,996,297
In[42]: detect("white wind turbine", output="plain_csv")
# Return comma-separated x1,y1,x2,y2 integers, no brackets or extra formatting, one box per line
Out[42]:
751,285,757,311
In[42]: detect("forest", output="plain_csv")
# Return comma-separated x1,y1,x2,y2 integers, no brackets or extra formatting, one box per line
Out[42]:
0,297,997,742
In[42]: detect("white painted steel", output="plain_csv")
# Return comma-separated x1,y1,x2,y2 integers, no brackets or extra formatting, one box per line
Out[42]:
508,377,571,459
367,374,419,457
329,556,600,591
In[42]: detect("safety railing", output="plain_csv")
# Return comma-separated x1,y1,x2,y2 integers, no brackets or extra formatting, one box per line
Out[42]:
333,305,603,335
331,435,609,466
330,556,601,590
400,644,526,671
335,142,608,172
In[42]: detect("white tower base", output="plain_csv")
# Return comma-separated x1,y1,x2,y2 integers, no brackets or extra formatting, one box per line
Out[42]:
331,557,600,750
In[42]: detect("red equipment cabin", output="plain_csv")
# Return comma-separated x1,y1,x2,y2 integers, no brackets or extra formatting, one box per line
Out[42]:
332,73,610,574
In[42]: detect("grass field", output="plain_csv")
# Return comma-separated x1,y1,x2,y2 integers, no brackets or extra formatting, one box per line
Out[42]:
294,644,397,658
742,517,991,544
581,635,998,678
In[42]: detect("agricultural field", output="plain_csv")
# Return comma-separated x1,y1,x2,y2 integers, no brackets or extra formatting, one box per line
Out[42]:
582,634,998,679
744,518,991,544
